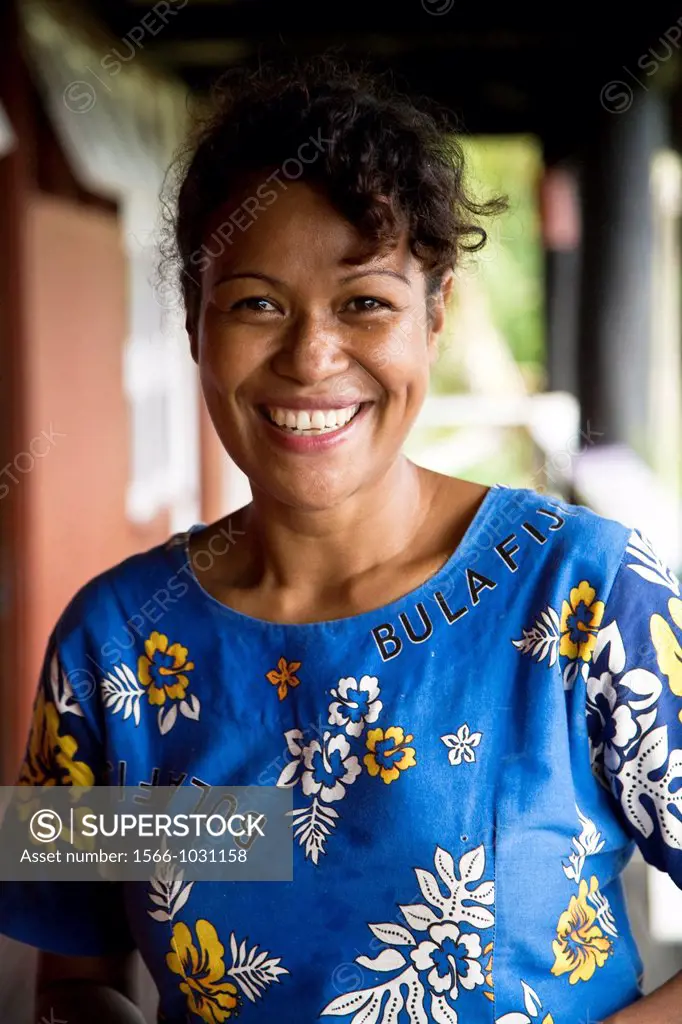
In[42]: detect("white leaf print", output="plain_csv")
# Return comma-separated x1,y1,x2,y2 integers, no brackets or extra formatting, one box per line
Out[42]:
562,806,605,883
457,846,484,883
458,905,495,929
562,660,588,692
146,847,194,922
511,605,560,666
323,971,426,1024
467,881,495,905
398,904,439,931
626,530,680,595
101,665,144,726
405,971,429,1024
320,844,494,1022
382,988,405,1024
179,694,200,720
147,909,170,922
415,869,446,910
322,988,380,1017
431,994,459,1024
50,654,85,717
356,949,406,971
617,725,682,847
434,847,456,889
368,923,416,947
227,933,289,1003
442,845,496,928
170,883,193,918
287,798,339,862
496,1015,532,1024
521,980,541,1015
158,703,177,735
587,884,619,938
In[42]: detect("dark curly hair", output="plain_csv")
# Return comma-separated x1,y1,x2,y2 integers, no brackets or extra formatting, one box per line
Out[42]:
164,54,506,331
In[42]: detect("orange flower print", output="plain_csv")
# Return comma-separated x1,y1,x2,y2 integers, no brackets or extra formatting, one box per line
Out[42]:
167,920,240,1022
482,940,494,1002
364,726,416,784
551,876,613,983
138,631,194,707
559,581,605,662
266,657,302,701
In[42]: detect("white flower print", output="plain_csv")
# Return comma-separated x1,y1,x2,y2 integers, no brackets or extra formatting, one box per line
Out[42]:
301,732,362,802
441,723,483,766
276,728,362,864
411,921,484,999
320,843,494,1022
328,675,382,737
587,662,663,775
587,672,638,772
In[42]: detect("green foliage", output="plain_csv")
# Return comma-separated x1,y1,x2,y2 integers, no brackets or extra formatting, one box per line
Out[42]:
453,135,545,371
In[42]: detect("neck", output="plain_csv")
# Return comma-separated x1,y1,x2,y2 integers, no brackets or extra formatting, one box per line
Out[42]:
238,456,435,594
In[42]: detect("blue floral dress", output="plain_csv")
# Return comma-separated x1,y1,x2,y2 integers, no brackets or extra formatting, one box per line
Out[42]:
1,484,681,1024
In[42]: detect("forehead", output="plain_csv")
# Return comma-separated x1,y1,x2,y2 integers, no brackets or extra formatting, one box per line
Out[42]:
200,180,420,283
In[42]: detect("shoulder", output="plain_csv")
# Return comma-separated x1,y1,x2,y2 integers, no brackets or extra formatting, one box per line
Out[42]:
481,484,634,594
53,530,194,653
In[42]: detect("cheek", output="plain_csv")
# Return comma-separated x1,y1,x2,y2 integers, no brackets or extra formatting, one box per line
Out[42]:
367,320,431,393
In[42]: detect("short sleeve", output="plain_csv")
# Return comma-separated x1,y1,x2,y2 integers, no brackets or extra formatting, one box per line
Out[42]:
586,529,682,888
0,631,137,955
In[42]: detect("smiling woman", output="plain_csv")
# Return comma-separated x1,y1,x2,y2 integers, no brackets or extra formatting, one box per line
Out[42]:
1,54,682,1024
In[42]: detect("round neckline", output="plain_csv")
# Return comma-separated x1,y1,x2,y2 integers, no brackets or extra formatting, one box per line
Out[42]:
171,483,502,631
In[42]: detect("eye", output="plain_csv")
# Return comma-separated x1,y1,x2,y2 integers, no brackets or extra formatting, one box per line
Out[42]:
344,296,394,313
230,296,280,313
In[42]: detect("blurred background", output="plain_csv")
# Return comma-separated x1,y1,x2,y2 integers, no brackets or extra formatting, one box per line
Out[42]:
1,0,682,1019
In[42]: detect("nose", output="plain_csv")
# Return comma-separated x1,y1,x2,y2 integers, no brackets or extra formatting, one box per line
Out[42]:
271,312,348,385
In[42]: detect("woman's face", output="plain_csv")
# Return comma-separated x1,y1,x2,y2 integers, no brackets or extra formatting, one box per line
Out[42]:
192,180,451,510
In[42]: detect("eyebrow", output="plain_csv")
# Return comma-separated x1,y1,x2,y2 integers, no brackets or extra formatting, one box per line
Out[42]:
213,268,412,288
214,272,282,288
340,268,411,286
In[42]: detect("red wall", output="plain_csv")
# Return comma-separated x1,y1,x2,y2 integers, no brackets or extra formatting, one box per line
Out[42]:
16,195,169,755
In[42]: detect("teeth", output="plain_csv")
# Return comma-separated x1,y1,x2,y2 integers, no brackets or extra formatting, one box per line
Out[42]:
266,405,360,434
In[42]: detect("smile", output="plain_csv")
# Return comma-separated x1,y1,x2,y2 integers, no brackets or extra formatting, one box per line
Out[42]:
263,405,362,435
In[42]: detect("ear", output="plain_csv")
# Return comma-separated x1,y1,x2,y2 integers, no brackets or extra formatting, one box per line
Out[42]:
426,271,454,362
186,313,199,364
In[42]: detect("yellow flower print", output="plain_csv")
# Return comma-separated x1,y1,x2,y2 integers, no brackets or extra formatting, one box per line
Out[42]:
559,582,605,662
651,597,682,723
364,726,416,784
551,876,613,983
482,940,494,1002
167,920,240,1023
18,689,94,787
266,656,302,701
138,631,194,707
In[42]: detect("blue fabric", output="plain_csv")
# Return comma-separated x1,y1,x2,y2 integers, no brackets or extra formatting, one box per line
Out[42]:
1,483,681,1024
